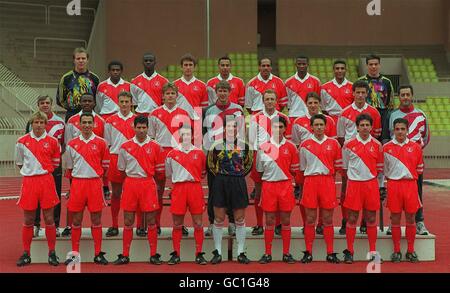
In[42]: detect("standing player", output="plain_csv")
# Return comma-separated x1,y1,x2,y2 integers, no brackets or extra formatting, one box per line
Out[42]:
104,91,136,237
298,114,342,263
206,56,245,106
65,113,110,265
342,114,384,264
15,111,61,266
131,53,168,117
112,116,165,265
96,61,131,121
384,118,423,263
165,127,208,265
256,117,299,264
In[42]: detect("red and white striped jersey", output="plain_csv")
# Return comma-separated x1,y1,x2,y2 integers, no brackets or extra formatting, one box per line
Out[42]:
65,111,105,143
291,113,337,146
256,138,299,181
206,74,245,106
174,76,208,120
148,105,192,148
131,72,168,115
15,131,61,176
320,78,353,118
337,103,381,141
104,112,136,154
245,73,288,113
118,136,164,178
165,145,206,183
388,106,430,148
285,73,321,118
66,134,110,178
249,109,290,150
342,135,383,181
383,138,423,180
299,135,342,176
96,78,131,115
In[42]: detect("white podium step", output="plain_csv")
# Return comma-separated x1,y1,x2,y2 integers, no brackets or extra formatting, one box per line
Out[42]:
30,227,435,263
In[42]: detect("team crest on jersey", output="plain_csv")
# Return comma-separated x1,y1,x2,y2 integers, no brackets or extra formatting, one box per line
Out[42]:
327,89,332,93
306,144,311,149
369,146,374,152
326,145,332,151
303,124,308,128
145,148,151,154
407,147,413,153
283,149,289,155
271,83,276,89
43,142,49,149
74,144,79,149
91,144,97,151
345,89,351,94
193,153,198,160
307,83,313,89
158,114,162,118
193,86,199,91
154,81,160,87
231,84,235,89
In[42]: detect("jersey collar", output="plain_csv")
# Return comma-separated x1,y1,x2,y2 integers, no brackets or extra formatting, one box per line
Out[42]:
217,73,234,81
257,73,273,83
311,134,328,144
392,137,410,146
106,77,125,87
332,78,348,88
181,76,197,85
269,137,286,147
294,72,310,83
79,133,96,143
30,131,47,141
118,111,134,120
356,134,372,145
133,135,151,146
351,102,368,111
143,71,158,80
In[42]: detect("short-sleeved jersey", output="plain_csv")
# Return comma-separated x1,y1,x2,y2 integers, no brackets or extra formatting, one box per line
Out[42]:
256,138,299,181
118,136,164,178
285,73,321,118
26,112,65,146
165,145,206,183
320,78,354,118
291,113,337,146
96,78,131,115
174,76,208,120
299,136,342,176
66,134,110,178
104,112,136,154
206,74,245,106
65,111,105,143
249,109,290,150
245,73,288,113
342,135,383,181
358,74,394,110
337,102,381,141
130,72,168,115
387,106,430,148
15,132,61,176
383,138,423,180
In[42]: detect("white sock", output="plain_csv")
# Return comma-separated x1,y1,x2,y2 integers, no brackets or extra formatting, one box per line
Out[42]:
235,220,246,254
213,222,223,255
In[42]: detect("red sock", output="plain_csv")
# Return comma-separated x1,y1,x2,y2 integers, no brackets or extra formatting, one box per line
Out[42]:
194,226,204,255
136,210,142,229
71,225,81,253
22,224,33,254
110,197,120,228
45,224,56,252
300,205,306,226
304,224,315,253
391,224,401,253
275,213,281,226
91,225,102,255
148,224,157,256
255,198,263,227
122,225,133,257
172,225,182,255
406,224,416,253
323,225,334,254
367,224,377,252
264,225,274,255
346,222,356,254
281,224,291,255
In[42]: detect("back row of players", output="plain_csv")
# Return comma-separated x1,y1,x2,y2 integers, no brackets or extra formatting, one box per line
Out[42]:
15,50,429,266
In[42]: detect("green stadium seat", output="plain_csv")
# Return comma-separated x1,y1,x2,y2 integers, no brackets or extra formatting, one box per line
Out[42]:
310,58,318,66
409,58,417,66
168,65,176,72
416,58,424,66
198,59,207,66
242,53,250,60
250,53,257,60
317,59,324,66
411,65,419,72
228,53,236,60
235,53,243,60
424,58,432,66
251,60,258,66
278,59,286,66
429,71,437,78
235,59,244,66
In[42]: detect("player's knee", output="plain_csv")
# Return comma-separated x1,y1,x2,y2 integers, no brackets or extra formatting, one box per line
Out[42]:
405,213,415,224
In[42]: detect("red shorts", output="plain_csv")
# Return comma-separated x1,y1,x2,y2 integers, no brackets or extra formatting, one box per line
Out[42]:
108,154,124,183
344,178,380,211
250,159,262,184
68,178,105,212
170,182,205,215
121,177,159,212
100,113,116,121
301,175,338,209
386,179,422,214
261,181,295,212
18,174,59,211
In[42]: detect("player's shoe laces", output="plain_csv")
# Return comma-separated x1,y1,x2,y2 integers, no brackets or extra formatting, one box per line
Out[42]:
106,227,119,237
149,253,162,265
228,223,236,236
258,254,272,264
237,252,250,264
416,221,429,235
61,226,72,237
136,227,147,237
326,253,341,264
339,219,346,235
48,250,59,266
275,224,282,236
195,252,208,265
282,253,296,264
251,225,264,235
17,252,31,267
167,251,181,265
316,224,324,235
182,226,189,236
210,249,222,264
359,221,367,234
205,224,213,236
386,225,392,235
390,252,402,263
113,254,130,265
93,251,108,265
405,251,419,263
343,249,353,264
300,251,313,264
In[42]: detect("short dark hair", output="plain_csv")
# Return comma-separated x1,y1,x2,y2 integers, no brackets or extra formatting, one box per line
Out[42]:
366,54,380,64
263,89,277,100
80,112,94,123
180,53,197,66
310,114,327,126
80,93,95,102
37,95,53,105
333,60,346,67
108,60,123,71
398,84,414,95
296,56,309,62
215,80,231,92
274,115,287,127
73,47,88,59
306,91,321,103
352,80,369,92
355,113,373,126
218,56,231,65
162,82,178,94
259,57,272,66
134,115,149,127
118,91,132,101
393,118,409,129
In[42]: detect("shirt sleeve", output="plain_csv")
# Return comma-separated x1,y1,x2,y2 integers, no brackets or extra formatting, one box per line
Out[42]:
52,140,61,167
65,145,74,169
255,149,264,173
290,146,300,174
342,143,349,170
334,142,343,171
337,116,346,138
14,142,24,166
165,156,173,178
104,122,112,147
200,85,209,108
117,147,127,171
101,142,110,170
237,80,245,107
207,85,216,106
244,84,254,110
299,145,307,171
376,142,384,174
147,114,157,139
277,81,288,108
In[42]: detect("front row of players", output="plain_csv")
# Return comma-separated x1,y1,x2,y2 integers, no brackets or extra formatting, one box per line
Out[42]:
16,110,422,266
